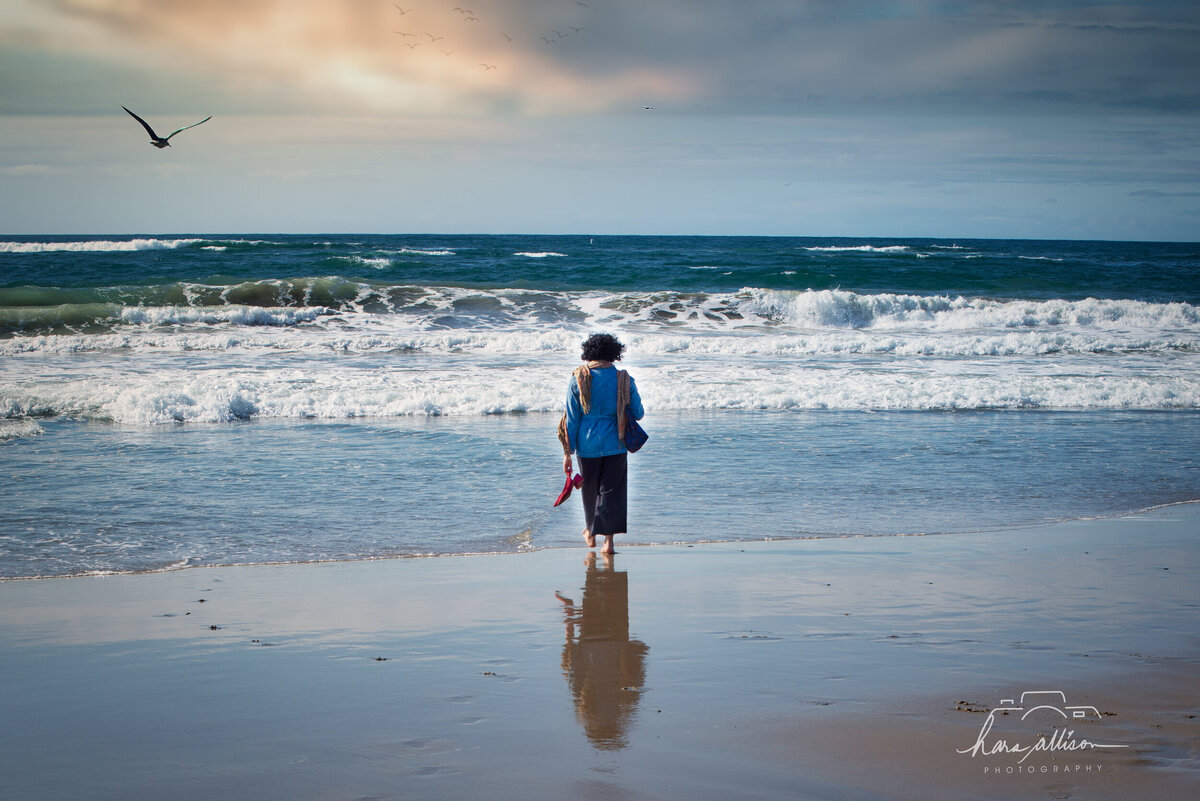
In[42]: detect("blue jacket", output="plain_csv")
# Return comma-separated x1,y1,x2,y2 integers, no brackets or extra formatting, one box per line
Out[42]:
565,366,644,458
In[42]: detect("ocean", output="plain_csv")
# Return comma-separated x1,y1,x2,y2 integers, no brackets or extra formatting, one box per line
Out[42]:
2,234,1198,578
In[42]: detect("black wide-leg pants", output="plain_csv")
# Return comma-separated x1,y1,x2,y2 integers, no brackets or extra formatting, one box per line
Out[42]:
578,452,628,537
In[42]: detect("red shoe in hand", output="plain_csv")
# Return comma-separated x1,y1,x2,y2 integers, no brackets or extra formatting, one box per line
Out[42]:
554,473,584,507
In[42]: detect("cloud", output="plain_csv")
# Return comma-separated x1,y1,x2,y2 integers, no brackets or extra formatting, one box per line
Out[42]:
0,164,62,176
4,1,1197,117
21,0,698,115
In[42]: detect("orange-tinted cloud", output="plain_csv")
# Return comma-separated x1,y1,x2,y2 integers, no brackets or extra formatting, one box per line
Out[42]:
37,0,699,114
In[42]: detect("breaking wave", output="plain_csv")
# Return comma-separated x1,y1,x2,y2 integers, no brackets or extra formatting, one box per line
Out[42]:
742,288,1200,331
3,278,1197,422
1,282,1196,350
0,238,205,253
803,245,912,254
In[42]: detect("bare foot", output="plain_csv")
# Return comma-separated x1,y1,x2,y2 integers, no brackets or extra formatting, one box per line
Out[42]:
582,528,595,548
601,537,615,555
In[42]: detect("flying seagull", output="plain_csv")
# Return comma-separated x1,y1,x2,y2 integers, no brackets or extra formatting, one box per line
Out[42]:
122,106,211,148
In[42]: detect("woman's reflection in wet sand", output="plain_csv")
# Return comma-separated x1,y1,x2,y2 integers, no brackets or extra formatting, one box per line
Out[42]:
555,552,649,751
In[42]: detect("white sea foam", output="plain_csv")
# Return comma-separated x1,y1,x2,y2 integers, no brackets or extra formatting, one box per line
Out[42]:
514,251,567,258
343,256,392,269
3,323,1194,361
803,245,911,253
393,248,455,256
0,238,205,253
0,417,43,441
4,354,1197,425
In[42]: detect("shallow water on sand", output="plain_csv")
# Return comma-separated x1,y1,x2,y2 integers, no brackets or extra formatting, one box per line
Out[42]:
2,409,1198,578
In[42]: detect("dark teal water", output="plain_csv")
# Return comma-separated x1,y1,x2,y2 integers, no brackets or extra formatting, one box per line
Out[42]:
3,236,1197,313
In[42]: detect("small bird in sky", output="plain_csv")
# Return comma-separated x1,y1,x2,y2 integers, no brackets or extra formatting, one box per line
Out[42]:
426,32,444,42
393,4,411,13
122,106,211,148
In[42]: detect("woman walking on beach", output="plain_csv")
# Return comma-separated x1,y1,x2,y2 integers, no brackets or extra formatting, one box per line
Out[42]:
561,333,644,555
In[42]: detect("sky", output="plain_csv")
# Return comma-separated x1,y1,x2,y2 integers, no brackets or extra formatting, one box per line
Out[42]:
1,0,1198,240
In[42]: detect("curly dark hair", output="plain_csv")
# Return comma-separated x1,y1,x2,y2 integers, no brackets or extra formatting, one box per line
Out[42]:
580,332,625,362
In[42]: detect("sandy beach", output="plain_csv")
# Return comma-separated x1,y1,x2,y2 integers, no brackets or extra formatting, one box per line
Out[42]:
2,504,1196,800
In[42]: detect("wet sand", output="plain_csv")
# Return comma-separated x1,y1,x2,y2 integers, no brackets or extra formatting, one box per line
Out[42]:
1,504,1196,800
